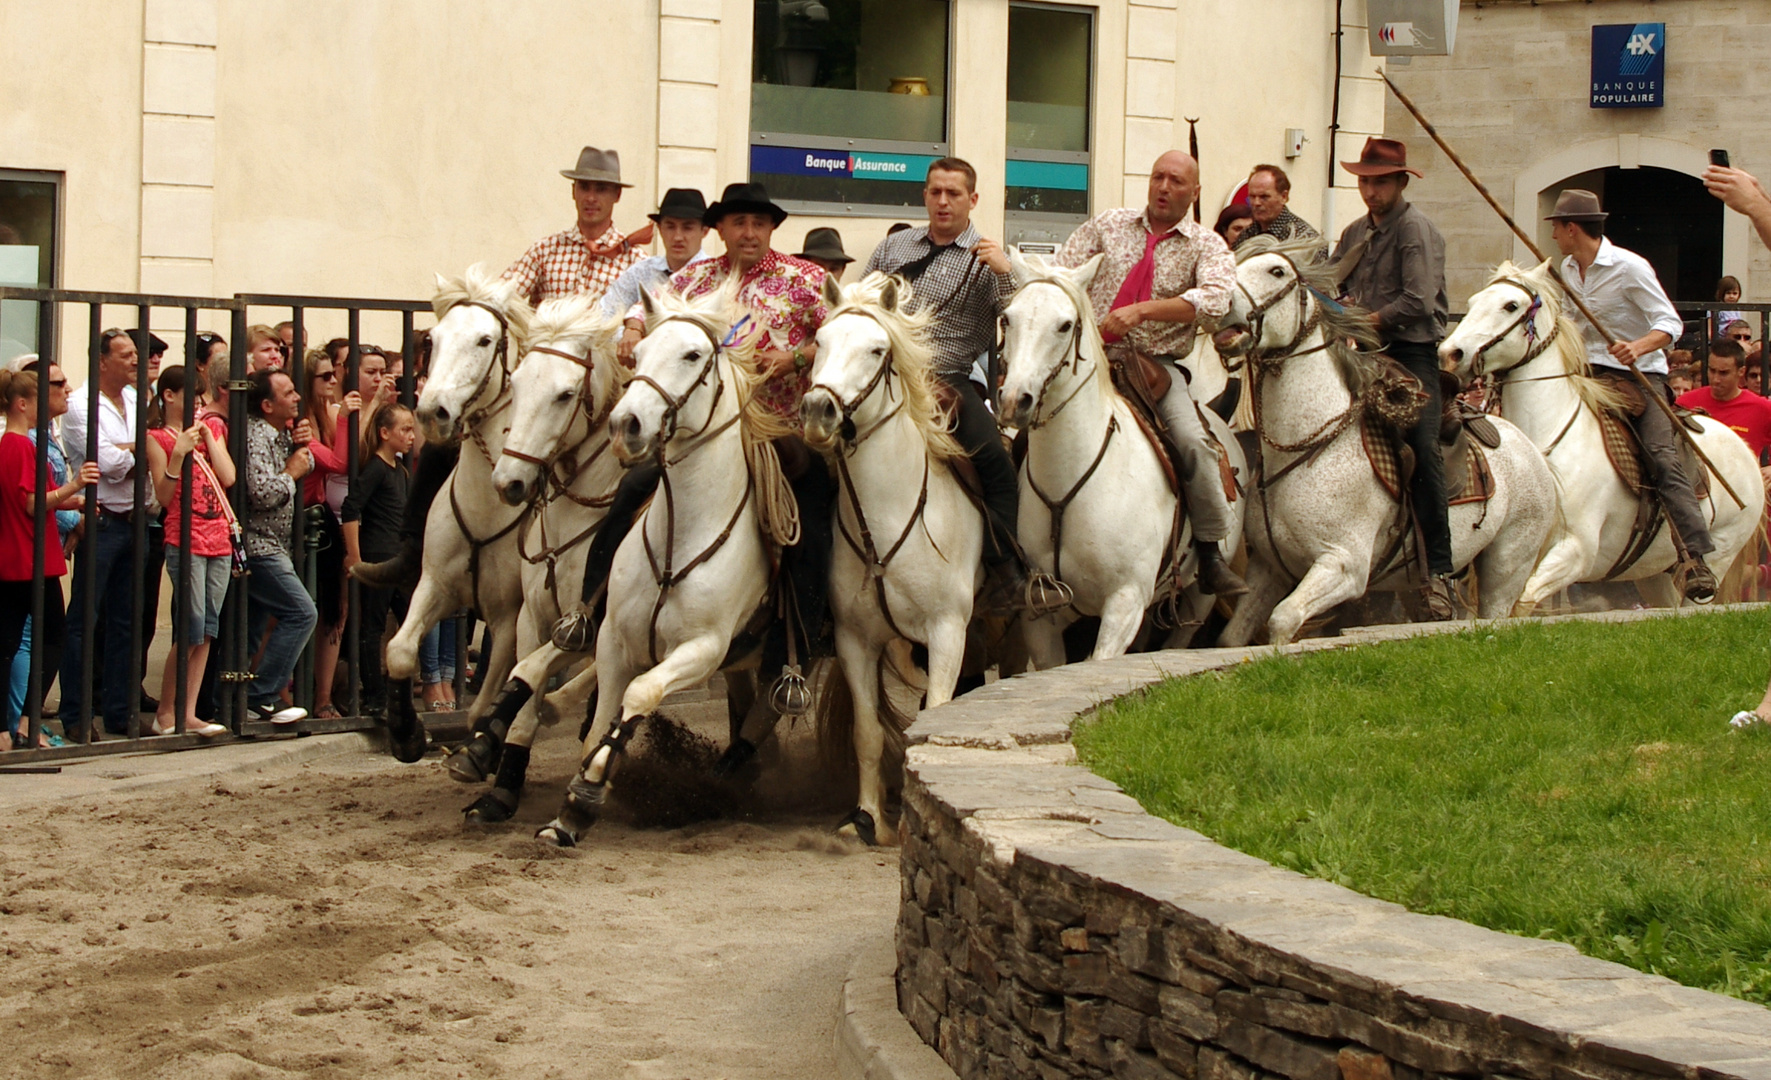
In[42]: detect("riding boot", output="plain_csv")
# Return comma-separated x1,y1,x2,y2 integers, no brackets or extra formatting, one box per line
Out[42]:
552,463,662,652
944,374,1031,615
352,442,460,591
1629,371,1718,602
1194,541,1248,597
1391,344,1455,578
762,444,836,708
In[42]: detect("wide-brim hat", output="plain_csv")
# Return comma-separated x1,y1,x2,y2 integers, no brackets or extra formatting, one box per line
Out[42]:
1545,188,1608,223
704,182,788,227
1341,137,1422,179
796,226,853,264
560,146,633,188
648,187,708,223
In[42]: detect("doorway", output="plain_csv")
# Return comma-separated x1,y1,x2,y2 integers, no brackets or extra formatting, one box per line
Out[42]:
1549,166,1722,302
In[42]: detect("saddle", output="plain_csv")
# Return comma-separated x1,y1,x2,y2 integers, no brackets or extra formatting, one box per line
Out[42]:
1587,370,1708,501
1108,350,1238,504
1360,368,1497,507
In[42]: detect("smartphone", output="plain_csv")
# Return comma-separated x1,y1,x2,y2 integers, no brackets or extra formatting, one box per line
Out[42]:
1711,149,1732,168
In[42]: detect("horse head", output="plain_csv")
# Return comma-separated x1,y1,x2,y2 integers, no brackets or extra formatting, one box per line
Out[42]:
491,295,621,506
1212,246,1312,358
609,283,735,466
1440,260,1562,384
997,250,1103,429
802,272,910,449
419,265,528,444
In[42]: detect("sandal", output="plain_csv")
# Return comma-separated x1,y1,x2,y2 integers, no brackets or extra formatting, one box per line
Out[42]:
1731,710,1768,729
314,704,343,720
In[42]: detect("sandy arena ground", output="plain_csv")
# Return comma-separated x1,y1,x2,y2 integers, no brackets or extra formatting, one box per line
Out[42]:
0,699,900,1079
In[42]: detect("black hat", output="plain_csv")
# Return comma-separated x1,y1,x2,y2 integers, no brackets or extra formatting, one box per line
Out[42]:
704,182,788,227
128,329,169,357
648,187,708,224
796,227,853,265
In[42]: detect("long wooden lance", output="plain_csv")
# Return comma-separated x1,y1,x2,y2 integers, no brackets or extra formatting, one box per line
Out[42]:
1381,72,1745,510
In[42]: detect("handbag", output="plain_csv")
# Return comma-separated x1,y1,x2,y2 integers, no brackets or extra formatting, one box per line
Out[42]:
192,452,249,576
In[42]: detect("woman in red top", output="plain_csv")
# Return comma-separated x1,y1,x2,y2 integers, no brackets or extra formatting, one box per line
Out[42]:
144,366,235,737
302,350,360,719
0,370,99,748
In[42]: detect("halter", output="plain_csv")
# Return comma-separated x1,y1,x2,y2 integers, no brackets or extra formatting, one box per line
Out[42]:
498,343,602,472
626,315,736,463
807,312,902,448
1012,303,1093,430
441,299,517,446
1231,253,1330,366
1466,278,1559,381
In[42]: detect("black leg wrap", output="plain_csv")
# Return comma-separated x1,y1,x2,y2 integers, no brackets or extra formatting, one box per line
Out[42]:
578,688,599,743
712,737,757,779
491,742,531,795
385,679,428,764
463,784,519,824
837,806,879,846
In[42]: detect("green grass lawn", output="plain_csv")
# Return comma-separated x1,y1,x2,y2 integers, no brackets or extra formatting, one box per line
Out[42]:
1073,611,1771,1004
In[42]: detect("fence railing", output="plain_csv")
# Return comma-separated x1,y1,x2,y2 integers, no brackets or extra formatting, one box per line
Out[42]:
1674,301,1771,394
0,285,468,761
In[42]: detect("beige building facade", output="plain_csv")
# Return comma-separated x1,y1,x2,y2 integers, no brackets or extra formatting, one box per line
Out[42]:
2,0,1387,374
1385,0,1764,317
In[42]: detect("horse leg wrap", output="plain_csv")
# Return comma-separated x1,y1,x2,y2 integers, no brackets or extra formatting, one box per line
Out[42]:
837,807,879,846
385,679,428,764
711,737,757,779
448,680,530,783
491,742,531,795
463,782,520,825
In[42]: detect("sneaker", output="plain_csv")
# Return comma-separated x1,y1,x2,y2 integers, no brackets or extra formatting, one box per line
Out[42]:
249,702,307,726
1676,558,1717,604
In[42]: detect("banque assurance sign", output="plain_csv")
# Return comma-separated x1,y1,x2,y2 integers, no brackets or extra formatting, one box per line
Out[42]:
1591,23,1665,108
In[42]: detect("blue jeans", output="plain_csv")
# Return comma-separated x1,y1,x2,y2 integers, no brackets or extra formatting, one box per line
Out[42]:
60,512,137,734
420,619,456,684
4,616,30,740
245,551,317,708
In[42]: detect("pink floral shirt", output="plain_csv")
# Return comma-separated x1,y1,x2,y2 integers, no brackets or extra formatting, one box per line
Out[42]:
670,250,829,422
1055,208,1236,360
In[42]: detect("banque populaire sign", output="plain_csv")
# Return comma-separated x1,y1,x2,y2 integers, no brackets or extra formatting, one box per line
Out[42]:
1590,23,1665,109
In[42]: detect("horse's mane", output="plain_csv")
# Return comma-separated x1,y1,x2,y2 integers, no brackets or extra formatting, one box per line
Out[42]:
1487,260,1624,415
1233,236,1384,397
1009,255,1117,399
827,273,964,460
527,294,632,418
432,263,532,344
638,281,792,445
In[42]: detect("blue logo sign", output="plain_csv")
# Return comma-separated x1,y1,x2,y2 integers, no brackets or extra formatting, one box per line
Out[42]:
750,146,938,183
1591,23,1664,108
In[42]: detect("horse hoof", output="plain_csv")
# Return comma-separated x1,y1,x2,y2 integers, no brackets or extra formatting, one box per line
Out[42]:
836,807,878,846
446,732,500,783
390,719,429,764
464,788,518,825
536,821,577,848
711,737,757,779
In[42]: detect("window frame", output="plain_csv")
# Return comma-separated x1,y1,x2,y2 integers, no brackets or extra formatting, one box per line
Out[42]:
1004,1,1096,242
0,167,65,360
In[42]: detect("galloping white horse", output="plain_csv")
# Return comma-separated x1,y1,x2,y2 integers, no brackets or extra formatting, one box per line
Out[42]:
801,272,981,844
1441,261,1763,606
537,285,789,847
440,295,627,822
1214,241,1558,647
997,251,1242,665
383,267,532,761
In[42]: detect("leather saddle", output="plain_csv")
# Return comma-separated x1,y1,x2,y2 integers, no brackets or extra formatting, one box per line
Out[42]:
1108,349,1238,505
1588,370,1708,501
1361,370,1497,506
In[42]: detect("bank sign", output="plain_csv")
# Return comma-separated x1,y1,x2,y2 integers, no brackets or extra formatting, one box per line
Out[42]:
751,146,939,183
1590,23,1665,108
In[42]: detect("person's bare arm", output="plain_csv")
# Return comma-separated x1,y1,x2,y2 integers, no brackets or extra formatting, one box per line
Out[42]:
1705,166,1771,248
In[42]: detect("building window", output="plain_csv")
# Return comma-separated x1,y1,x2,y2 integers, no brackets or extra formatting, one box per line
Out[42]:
0,170,60,365
1005,3,1093,248
749,0,951,214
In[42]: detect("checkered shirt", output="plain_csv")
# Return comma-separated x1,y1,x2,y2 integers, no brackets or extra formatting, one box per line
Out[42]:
504,223,647,307
862,223,1014,377
670,250,830,423
1235,207,1322,249
1054,209,1236,360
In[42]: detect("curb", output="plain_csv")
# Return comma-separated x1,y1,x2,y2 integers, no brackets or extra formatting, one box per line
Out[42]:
835,934,959,1080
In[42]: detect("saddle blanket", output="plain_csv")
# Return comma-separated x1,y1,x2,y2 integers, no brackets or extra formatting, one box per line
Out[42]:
1361,413,1493,506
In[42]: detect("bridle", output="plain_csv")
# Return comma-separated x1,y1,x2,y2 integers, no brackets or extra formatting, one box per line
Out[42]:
626,316,738,463
439,299,517,458
498,342,604,475
1004,289,1093,432
1465,278,1559,382
1225,253,1329,370
807,312,902,448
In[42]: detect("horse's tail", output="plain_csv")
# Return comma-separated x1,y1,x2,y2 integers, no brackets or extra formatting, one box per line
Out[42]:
811,652,915,781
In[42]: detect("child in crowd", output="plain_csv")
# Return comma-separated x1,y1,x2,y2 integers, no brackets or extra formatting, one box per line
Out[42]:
1716,276,1747,341
0,371,99,748
144,366,235,737
342,403,415,718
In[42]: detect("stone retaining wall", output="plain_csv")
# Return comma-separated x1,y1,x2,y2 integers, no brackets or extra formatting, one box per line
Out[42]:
896,615,1771,1080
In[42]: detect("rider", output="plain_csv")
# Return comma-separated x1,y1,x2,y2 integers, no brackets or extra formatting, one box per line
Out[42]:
354,145,649,591
860,156,1028,613
1330,137,1455,619
559,182,834,686
1053,150,1248,597
1548,187,1717,602
602,187,713,363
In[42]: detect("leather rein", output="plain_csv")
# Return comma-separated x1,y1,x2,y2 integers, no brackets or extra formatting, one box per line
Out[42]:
438,298,526,615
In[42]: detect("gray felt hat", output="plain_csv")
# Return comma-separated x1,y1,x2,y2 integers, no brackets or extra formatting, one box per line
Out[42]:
560,146,633,188
1545,188,1608,222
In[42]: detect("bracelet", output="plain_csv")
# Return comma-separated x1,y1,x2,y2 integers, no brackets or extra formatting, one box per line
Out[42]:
164,470,181,482
792,346,808,371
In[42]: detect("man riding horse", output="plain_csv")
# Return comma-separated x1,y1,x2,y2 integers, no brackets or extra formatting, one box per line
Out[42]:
1053,150,1248,597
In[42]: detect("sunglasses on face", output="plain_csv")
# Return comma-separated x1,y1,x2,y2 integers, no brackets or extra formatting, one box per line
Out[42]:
316,371,338,381
47,379,67,388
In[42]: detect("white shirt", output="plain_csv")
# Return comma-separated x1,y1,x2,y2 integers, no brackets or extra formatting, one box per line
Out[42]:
605,250,712,321
63,385,138,513
1560,238,1684,376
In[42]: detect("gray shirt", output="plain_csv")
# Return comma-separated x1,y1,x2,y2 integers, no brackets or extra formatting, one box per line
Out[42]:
1331,199,1448,344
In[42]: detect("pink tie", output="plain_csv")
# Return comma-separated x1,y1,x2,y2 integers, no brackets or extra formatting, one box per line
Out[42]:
1101,228,1166,345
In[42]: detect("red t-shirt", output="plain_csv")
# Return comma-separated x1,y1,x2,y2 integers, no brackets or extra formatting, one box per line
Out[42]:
149,420,232,557
0,431,66,580
1676,386,1771,460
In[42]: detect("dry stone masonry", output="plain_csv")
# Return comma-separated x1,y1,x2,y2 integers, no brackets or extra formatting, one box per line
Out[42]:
896,617,1771,1080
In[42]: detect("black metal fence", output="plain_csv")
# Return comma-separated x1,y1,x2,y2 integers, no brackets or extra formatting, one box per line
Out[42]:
0,285,467,762
1674,301,1771,393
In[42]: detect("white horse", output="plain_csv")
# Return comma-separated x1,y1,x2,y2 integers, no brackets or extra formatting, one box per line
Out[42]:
996,251,1243,665
437,295,627,822
1441,260,1764,606
383,266,531,762
800,272,981,844
536,285,792,847
1214,241,1559,647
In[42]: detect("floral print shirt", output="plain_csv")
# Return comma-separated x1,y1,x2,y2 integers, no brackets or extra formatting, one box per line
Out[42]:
1055,209,1236,360
669,250,830,422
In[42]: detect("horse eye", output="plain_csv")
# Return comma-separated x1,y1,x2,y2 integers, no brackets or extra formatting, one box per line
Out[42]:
684,350,702,362
872,347,885,357
556,389,575,403
1503,301,1519,313
478,336,493,347
1057,321,1073,334
1270,267,1285,278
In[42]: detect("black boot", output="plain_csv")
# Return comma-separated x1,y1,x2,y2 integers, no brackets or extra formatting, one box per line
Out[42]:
1195,541,1248,597
553,464,660,651
978,559,1029,617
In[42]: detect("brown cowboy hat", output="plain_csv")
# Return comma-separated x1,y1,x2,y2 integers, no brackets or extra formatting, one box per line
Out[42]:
1544,188,1609,223
1340,137,1423,179
560,146,633,188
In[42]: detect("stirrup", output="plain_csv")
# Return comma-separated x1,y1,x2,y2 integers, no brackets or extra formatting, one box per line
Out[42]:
551,609,596,653
1024,571,1073,619
769,665,812,717
1674,558,1717,604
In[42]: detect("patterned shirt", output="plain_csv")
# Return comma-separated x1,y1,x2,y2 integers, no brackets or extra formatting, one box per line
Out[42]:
1055,209,1236,360
601,250,712,320
1235,207,1325,253
504,222,647,307
244,417,298,559
862,223,1014,377
669,250,829,422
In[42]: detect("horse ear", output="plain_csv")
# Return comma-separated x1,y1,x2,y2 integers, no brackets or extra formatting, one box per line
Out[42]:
639,284,661,328
1072,253,1106,289
821,270,843,311
878,276,901,312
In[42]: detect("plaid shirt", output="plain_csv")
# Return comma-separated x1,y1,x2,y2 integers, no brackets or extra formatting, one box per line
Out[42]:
1235,207,1324,252
1055,209,1236,360
504,223,647,307
670,250,829,422
862,223,1013,377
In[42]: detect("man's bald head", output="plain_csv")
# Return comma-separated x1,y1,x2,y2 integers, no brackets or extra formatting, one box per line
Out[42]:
1146,152,1199,228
